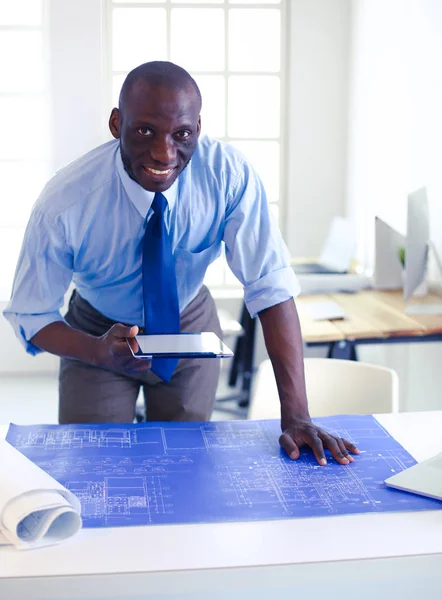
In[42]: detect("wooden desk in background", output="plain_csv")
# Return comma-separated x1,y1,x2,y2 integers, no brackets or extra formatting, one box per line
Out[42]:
296,290,442,360
227,290,442,406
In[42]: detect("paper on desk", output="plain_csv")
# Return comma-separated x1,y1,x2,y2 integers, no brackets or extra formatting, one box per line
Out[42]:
302,300,346,321
0,439,82,550
405,303,442,315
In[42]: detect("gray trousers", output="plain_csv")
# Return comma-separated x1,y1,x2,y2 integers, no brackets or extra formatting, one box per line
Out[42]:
59,286,222,424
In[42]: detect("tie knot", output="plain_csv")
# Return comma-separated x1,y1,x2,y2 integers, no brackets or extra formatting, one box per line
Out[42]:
151,192,167,216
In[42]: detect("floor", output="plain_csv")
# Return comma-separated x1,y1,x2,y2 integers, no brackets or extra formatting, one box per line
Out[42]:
0,365,249,426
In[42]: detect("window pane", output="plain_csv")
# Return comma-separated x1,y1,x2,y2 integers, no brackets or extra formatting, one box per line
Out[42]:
0,32,44,93
0,96,47,160
194,75,225,138
204,255,226,287
0,227,25,299
171,9,224,72
224,261,241,286
204,250,241,288
228,76,280,138
0,162,47,227
0,0,42,25
230,141,279,202
112,8,167,72
229,10,280,72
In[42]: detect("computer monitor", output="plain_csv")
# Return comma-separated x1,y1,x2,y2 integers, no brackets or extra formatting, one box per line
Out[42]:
374,187,442,312
403,187,430,301
373,216,405,290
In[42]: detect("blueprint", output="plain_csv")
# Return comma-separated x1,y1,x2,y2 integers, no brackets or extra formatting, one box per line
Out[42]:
6,415,442,528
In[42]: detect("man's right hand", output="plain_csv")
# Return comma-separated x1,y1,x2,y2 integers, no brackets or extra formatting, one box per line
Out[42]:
96,324,152,375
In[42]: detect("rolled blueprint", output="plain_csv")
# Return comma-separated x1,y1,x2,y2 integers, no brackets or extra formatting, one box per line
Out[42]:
0,439,82,549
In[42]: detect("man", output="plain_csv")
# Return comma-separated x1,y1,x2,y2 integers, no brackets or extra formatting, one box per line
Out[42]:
4,61,358,466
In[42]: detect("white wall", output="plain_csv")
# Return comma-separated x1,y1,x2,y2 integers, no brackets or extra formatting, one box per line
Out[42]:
48,0,107,172
285,0,351,257
346,0,442,411
347,0,442,271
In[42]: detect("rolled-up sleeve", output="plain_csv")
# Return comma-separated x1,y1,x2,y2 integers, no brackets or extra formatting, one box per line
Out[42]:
223,162,300,318
3,205,74,354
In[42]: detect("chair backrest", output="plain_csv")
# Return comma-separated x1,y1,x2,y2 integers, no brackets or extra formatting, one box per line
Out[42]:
248,357,399,420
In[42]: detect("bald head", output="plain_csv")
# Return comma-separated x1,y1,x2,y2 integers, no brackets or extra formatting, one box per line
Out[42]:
119,61,202,114
109,61,202,193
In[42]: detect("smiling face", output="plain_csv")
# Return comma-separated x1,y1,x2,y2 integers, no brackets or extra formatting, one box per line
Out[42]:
109,79,201,192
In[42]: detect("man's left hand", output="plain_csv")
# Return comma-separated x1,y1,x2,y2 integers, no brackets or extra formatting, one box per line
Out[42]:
279,416,360,465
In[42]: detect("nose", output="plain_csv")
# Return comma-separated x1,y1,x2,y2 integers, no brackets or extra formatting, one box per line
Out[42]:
150,136,177,165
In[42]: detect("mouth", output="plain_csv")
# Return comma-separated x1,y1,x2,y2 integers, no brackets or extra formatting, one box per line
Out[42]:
142,166,176,180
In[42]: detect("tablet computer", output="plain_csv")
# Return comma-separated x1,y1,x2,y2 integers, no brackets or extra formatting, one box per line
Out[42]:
129,332,234,359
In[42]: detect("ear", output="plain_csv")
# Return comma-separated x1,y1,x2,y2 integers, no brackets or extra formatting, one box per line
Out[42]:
196,115,201,138
109,108,121,139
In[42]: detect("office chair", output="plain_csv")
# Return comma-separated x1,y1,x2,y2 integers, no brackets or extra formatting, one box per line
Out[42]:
248,357,399,420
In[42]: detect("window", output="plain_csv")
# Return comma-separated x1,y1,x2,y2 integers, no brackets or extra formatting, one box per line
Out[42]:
107,0,286,287
0,0,49,299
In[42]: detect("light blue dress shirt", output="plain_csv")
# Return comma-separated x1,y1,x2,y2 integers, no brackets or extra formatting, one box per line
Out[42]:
4,135,299,355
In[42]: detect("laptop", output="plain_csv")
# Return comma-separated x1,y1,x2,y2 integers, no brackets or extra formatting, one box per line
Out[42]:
384,452,442,501
293,216,356,275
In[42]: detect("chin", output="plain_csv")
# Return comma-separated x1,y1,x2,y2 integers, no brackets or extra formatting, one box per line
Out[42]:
139,177,171,193
137,169,180,193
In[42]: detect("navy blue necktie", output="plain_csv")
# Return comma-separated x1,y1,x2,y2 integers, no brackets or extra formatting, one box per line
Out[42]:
142,192,180,382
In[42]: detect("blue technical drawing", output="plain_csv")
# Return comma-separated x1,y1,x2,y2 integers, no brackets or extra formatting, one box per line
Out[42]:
6,415,442,528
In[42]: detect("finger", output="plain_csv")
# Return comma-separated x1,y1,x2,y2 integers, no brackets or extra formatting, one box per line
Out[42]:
279,432,300,460
126,325,139,338
114,341,151,369
121,358,152,373
109,323,138,339
319,433,349,465
334,436,354,462
128,362,152,374
113,334,143,357
126,336,140,354
305,434,327,466
128,356,152,369
342,438,360,454
112,338,137,356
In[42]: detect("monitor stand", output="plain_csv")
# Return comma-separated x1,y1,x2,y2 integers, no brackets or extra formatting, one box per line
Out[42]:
405,241,442,315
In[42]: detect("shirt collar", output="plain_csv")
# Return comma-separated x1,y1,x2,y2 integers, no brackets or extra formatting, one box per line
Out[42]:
115,145,178,219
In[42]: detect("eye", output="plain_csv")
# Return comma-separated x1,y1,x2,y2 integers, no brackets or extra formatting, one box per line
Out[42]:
137,127,153,137
175,130,191,140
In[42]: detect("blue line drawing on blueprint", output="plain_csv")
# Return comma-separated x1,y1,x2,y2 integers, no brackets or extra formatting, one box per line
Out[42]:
6,415,442,528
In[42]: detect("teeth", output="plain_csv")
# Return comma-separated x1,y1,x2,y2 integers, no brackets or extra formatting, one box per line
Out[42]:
148,168,172,175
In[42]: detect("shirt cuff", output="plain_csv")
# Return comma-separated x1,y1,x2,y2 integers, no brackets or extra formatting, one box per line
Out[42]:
3,311,65,356
244,267,301,318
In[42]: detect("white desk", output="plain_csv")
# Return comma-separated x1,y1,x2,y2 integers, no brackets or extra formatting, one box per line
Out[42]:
1,412,442,600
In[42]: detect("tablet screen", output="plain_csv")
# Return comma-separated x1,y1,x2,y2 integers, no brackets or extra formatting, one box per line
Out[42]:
132,332,233,358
